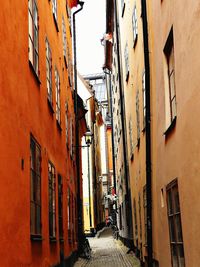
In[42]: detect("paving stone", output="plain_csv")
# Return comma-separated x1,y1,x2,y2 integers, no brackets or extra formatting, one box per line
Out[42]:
73,228,141,267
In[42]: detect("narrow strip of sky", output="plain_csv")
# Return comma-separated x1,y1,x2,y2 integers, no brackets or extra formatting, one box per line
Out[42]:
76,0,106,75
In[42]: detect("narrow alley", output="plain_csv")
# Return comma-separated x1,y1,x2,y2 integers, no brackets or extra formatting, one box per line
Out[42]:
74,228,140,267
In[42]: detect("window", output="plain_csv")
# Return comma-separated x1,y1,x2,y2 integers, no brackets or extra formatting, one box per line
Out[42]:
67,188,72,243
143,186,147,244
62,16,67,65
68,53,73,88
132,4,138,46
164,28,176,130
58,174,63,240
65,102,69,148
138,193,142,241
133,199,138,242
166,180,185,267
142,70,146,130
124,43,129,81
121,0,125,17
129,118,134,160
136,89,140,143
28,0,39,76
52,0,58,26
55,67,61,125
48,162,56,239
30,135,41,237
46,38,53,105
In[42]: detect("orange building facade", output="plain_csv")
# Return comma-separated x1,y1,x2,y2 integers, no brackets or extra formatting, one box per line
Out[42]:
0,0,81,266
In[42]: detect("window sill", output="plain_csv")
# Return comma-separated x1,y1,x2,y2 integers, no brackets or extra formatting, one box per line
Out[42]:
31,234,43,242
49,237,57,243
47,99,54,114
56,120,62,132
53,14,59,32
164,116,176,136
29,61,41,86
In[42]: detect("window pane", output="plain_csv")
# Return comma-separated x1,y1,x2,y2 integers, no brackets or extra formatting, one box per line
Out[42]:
175,215,183,242
171,245,178,267
178,244,185,267
36,205,41,234
30,202,36,234
167,189,173,215
169,217,176,242
173,184,180,213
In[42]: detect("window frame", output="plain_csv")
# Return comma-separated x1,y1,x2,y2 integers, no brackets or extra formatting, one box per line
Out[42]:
45,38,53,108
52,0,59,31
132,4,138,47
55,67,61,126
166,179,185,267
48,161,56,240
62,16,68,67
58,174,64,241
124,43,129,81
30,135,42,239
164,28,177,133
28,0,39,78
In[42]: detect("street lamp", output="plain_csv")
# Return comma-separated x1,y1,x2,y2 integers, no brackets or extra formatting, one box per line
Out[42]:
85,130,93,146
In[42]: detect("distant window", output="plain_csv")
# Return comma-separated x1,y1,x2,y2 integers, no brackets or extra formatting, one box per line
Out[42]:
52,0,58,25
166,180,185,267
65,102,69,148
121,0,125,17
143,186,147,244
138,193,142,241
67,188,72,243
142,70,146,130
136,90,140,143
132,4,138,46
133,199,138,241
164,28,176,130
30,135,41,236
129,118,134,160
45,38,53,105
48,161,56,239
124,43,129,81
62,16,67,64
58,174,63,240
55,67,61,125
28,0,39,76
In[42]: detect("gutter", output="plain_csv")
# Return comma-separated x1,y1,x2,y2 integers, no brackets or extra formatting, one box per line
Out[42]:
141,0,153,266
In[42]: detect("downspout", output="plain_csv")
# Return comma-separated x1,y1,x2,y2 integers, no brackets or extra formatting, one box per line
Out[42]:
141,0,152,266
72,0,84,251
113,0,133,237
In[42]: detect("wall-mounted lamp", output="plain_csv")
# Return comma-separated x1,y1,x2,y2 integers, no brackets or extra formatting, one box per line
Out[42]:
85,130,93,146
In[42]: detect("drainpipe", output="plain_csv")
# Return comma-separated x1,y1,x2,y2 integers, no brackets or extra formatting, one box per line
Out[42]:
113,0,133,237
141,0,152,266
72,0,84,252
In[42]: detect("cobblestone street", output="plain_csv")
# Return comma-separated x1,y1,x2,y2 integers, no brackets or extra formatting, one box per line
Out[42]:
74,228,141,267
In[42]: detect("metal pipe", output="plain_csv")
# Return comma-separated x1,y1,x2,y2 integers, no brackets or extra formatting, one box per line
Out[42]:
141,0,153,266
72,0,84,251
87,145,92,228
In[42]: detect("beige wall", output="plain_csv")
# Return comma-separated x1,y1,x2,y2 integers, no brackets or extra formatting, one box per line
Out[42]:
151,0,200,266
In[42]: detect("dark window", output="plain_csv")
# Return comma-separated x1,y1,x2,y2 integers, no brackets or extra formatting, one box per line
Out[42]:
67,188,72,243
46,38,53,105
62,16,67,64
124,43,129,81
164,28,176,124
133,199,138,242
30,135,41,236
28,0,39,76
52,0,58,30
166,180,185,267
48,162,56,239
143,186,147,245
132,5,138,46
55,67,61,125
58,174,63,240
136,90,140,142
121,0,125,17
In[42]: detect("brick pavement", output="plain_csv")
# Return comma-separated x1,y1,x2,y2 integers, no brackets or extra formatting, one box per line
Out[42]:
73,228,141,267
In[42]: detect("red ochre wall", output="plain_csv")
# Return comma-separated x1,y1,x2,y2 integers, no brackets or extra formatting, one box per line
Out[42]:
0,1,77,266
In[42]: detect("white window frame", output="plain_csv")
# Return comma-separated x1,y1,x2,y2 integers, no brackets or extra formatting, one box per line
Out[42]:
55,67,61,124
132,4,138,46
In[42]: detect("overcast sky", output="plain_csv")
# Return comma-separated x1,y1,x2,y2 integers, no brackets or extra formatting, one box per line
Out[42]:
76,0,106,76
